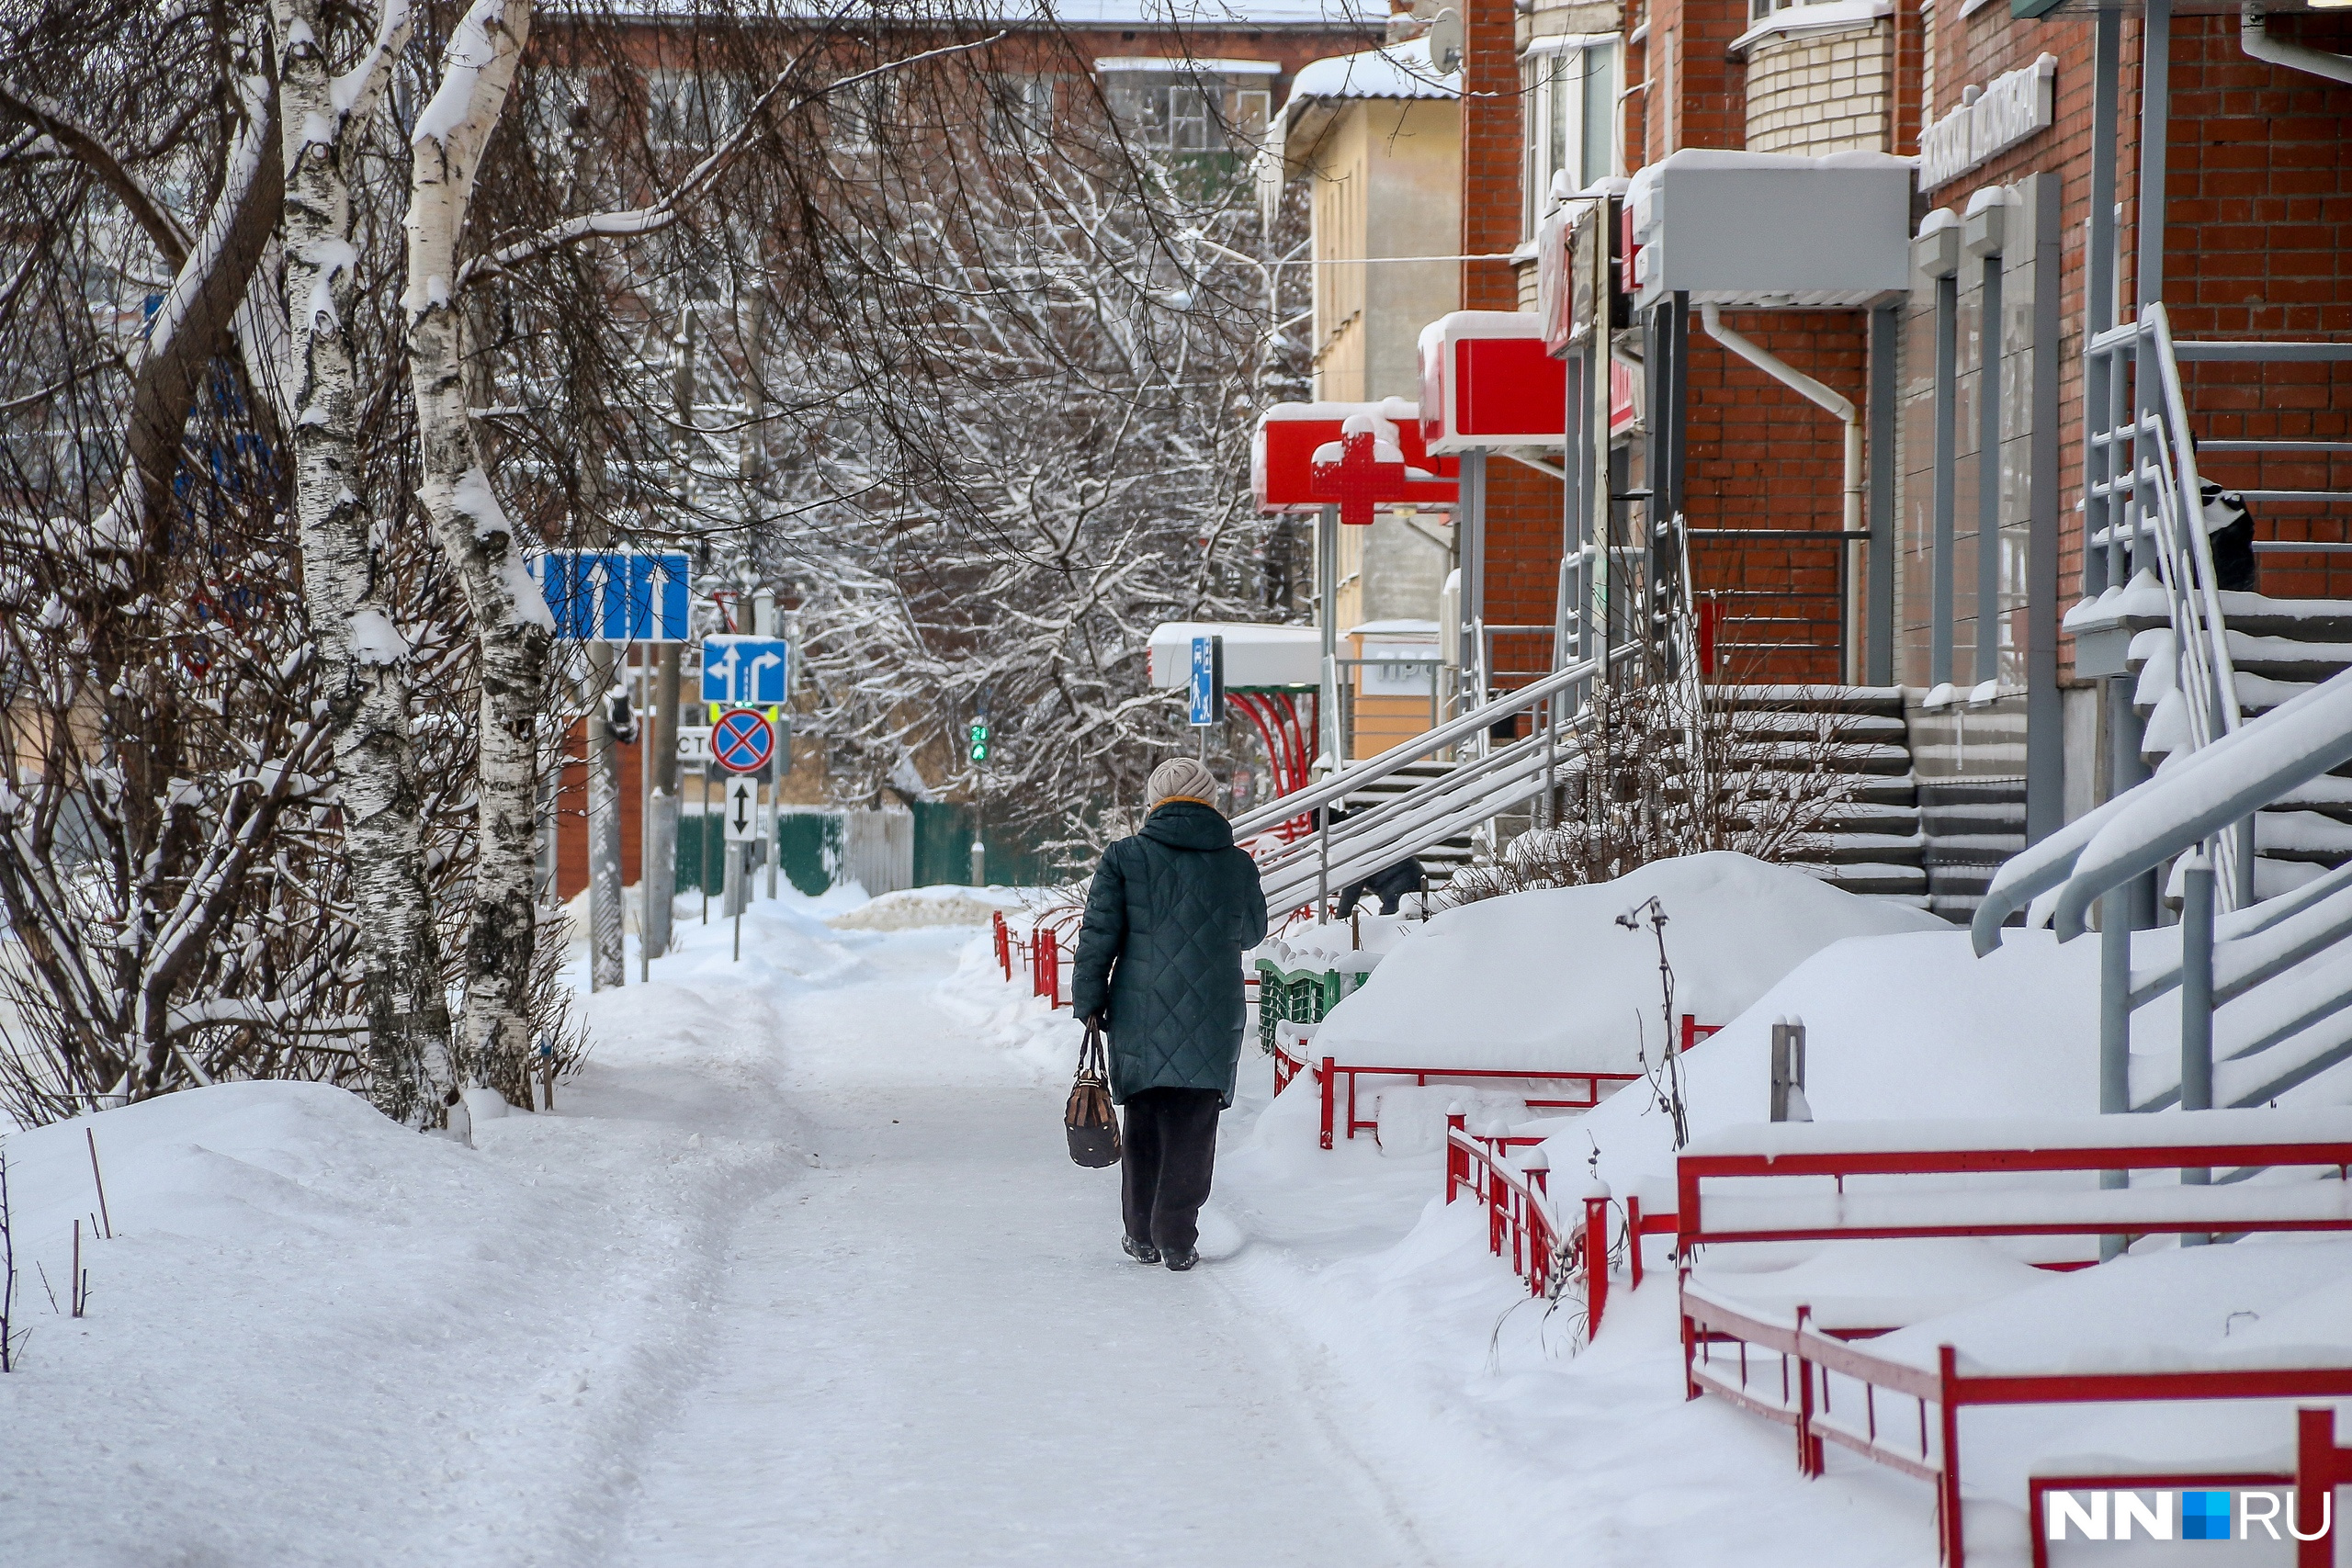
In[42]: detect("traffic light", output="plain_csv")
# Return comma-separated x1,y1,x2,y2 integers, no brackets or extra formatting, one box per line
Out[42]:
968,717,989,763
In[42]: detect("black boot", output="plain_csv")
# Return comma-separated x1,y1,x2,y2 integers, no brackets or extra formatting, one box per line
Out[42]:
1163,1247,1198,1272
1122,1234,1161,1265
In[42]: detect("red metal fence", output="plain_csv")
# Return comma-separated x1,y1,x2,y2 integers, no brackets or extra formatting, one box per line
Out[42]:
1672,1112,2352,1565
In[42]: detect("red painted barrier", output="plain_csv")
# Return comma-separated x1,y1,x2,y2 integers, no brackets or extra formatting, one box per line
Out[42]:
1273,1015,1718,1150
1673,1114,2352,1566
1445,1114,1560,1303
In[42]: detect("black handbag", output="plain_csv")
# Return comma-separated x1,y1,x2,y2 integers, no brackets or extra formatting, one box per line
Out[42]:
1065,1022,1122,1168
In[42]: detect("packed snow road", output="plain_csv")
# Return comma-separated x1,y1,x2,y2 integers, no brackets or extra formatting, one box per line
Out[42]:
609,920,1430,1568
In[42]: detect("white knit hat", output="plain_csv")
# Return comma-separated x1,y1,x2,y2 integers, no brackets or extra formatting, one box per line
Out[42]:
1147,756,1219,810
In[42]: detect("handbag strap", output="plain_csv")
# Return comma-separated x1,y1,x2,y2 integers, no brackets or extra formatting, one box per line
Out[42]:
1079,1021,1108,1081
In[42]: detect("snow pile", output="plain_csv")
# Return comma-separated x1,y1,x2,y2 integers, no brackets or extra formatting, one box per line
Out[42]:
826,885,1028,931
1314,852,1944,1073
1563,924,2103,1206
1373,1085,1529,1155
1250,910,1422,976
0,1066,802,1565
933,928,1087,1086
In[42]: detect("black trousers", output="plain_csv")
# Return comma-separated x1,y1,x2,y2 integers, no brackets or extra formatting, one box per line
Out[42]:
1121,1087,1222,1254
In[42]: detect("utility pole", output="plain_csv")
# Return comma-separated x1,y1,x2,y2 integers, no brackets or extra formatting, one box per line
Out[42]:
643,304,695,969
580,389,627,992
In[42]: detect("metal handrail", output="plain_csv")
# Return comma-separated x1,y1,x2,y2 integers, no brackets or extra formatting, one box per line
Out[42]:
1228,649,1611,842
2080,306,2248,903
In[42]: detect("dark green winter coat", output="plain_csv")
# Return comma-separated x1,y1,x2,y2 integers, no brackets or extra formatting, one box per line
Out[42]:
1069,801,1270,1107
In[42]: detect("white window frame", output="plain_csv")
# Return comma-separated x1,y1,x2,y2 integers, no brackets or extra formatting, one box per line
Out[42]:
1521,37,1621,243
1096,58,1279,156
647,70,752,152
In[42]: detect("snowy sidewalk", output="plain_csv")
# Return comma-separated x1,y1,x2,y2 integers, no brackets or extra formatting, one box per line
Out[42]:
612,928,1430,1567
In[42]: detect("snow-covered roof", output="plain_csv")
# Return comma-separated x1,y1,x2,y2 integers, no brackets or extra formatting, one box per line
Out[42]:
1283,36,1455,106
1272,36,1455,166
1726,0,1894,58
1000,0,1381,26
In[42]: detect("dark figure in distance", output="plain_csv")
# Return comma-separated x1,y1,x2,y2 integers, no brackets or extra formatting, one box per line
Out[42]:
1317,802,1424,919
1071,757,1268,1272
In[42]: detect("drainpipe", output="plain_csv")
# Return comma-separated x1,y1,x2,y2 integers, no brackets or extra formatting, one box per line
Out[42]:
1698,304,1864,679
2243,4,2352,85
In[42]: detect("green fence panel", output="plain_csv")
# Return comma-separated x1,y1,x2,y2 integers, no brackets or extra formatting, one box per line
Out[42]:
673,810,772,896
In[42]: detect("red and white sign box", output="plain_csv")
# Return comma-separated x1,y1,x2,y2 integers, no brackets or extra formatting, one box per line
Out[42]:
1253,399,1460,514
1417,312,1568,454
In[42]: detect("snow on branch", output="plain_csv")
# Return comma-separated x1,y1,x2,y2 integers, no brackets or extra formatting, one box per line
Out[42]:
0,79,191,268
453,29,1006,291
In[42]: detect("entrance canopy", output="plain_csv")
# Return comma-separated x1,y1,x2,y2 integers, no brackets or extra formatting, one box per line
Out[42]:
1416,311,1569,453
1623,149,1913,311
1253,399,1460,515
1145,621,1322,691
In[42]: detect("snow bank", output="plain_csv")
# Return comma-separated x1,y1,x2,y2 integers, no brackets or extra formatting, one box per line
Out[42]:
0,1071,799,1565
1565,925,2102,1203
825,885,1029,931
1313,852,1944,1074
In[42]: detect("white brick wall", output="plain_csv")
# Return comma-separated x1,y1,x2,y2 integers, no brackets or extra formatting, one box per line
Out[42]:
1742,19,1894,155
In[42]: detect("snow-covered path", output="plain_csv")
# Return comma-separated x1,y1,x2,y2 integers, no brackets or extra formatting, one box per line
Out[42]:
612,928,1430,1568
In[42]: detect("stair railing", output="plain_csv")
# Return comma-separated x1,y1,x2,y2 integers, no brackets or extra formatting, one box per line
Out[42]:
1973,667,2352,1116
2084,303,2249,902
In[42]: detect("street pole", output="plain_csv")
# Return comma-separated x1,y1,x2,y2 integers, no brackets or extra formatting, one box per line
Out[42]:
645,639,681,960
755,586,778,900
587,633,626,991
639,642,651,981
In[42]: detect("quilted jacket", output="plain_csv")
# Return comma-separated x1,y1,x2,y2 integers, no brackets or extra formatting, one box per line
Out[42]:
1069,801,1270,1107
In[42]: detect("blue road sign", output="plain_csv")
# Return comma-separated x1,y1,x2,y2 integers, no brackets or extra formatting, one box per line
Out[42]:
700,635,791,705
538,550,692,642
1188,635,1224,727
710,707,775,775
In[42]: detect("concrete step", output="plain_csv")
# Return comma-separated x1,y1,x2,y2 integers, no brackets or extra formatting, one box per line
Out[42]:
1712,683,1909,719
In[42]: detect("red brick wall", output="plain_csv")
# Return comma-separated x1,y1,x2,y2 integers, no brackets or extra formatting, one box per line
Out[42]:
1461,0,1521,307
1687,314,1871,682
2159,14,2352,599
554,720,646,903
1928,9,2352,649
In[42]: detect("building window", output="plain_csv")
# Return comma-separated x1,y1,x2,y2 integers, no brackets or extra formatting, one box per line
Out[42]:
647,72,751,152
829,73,899,156
1748,0,1844,26
1521,39,1620,240
988,74,1057,148
1097,60,1276,157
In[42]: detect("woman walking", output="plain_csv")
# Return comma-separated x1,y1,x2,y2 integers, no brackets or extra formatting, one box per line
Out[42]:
1070,757,1269,1271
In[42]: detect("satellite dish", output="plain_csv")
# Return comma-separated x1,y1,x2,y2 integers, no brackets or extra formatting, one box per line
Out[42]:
1426,7,1463,76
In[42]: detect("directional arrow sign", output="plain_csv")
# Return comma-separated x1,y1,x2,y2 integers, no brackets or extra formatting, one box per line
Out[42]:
537,549,692,642
700,635,789,705
723,775,760,843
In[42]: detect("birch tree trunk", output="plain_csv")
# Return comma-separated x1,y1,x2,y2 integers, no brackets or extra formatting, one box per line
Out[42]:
274,0,451,1125
404,0,547,1101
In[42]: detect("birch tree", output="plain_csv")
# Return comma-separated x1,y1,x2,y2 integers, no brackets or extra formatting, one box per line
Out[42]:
403,0,548,1101
271,0,453,1124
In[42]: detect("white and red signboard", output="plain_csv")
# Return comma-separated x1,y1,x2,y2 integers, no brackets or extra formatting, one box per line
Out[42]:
1252,399,1460,516
1416,312,1569,454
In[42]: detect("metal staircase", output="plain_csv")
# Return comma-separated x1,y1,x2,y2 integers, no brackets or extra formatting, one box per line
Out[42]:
1332,759,1476,885
2072,579,2352,897
1977,301,2352,1119
1713,684,1928,907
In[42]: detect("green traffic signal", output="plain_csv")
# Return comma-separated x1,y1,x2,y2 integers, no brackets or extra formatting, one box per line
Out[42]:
968,718,989,762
